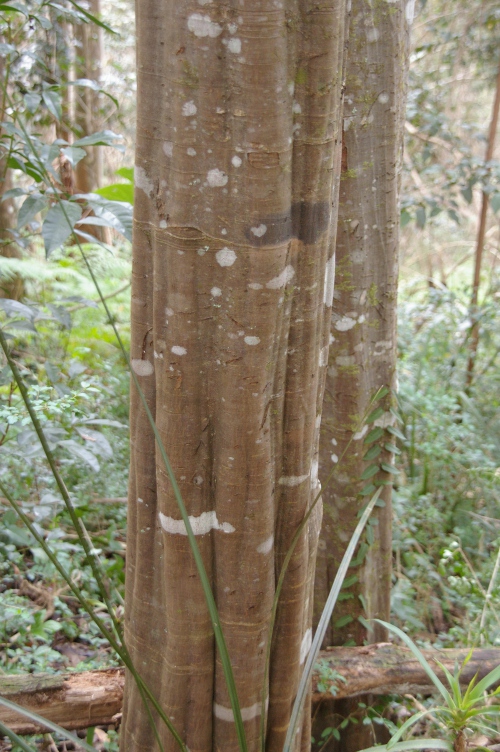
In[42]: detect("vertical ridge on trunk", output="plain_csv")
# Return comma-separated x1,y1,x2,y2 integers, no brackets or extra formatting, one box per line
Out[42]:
313,0,410,749
123,2,347,751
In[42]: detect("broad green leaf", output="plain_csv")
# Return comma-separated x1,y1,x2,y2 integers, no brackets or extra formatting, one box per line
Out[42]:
18,194,47,228
381,463,400,475
58,439,100,472
73,129,124,148
42,201,82,255
360,483,376,496
361,464,379,480
386,425,406,442
364,427,384,444
467,662,500,700
95,181,134,203
24,92,41,113
366,406,384,424
115,166,134,182
384,443,401,455
61,145,87,167
42,88,62,120
363,445,382,461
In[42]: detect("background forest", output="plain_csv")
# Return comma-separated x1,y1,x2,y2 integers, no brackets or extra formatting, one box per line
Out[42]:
0,0,499,750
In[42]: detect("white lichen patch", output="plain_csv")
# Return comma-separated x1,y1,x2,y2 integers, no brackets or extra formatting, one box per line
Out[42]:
292,100,302,114
266,265,295,290
300,628,312,665
335,316,357,331
248,282,263,290
159,220,167,229
257,534,274,554
216,247,237,267
165,307,174,317
278,474,309,487
207,168,228,187
227,37,241,53
336,355,356,367
374,411,395,429
187,13,222,38
171,345,187,356
251,224,267,238
163,141,173,157
323,254,335,306
211,287,222,297
135,166,154,197
244,336,260,346
310,459,319,490
231,155,242,167
406,0,415,23
131,359,154,376
319,346,329,367
367,27,380,42
214,702,261,723
331,454,339,464
353,425,368,441
159,510,235,536
187,147,197,156
182,100,197,117
378,92,389,104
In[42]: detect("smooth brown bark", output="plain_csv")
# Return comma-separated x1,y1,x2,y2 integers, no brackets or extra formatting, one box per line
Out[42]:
4,645,500,735
313,2,410,750
123,2,346,751
74,0,104,193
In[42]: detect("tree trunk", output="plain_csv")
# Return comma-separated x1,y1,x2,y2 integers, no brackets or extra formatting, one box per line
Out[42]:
465,59,500,392
0,49,23,300
122,2,348,751
313,1,410,750
74,0,104,194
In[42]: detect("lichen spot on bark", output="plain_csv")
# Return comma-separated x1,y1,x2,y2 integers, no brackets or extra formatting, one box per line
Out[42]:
211,287,222,297
214,702,262,723
207,168,228,187
216,248,237,267
266,264,295,290
159,510,235,536
187,13,222,38
250,224,267,238
244,336,260,346
171,346,187,356
257,534,274,555
299,628,312,665
131,358,154,376
324,255,336,306
278,474,309,487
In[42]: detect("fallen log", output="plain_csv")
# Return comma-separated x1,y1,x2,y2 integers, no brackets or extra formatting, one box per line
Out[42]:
1,644,499,734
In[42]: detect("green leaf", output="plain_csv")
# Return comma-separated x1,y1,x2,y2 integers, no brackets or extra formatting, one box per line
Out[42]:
384,443,401,455
491,193,500,214
386,425,406,442
42,88,62,120
24,92,41,113
416,206,426,229
461,185,473,204
363,445,382,461
95,181,134,203
61,145,87,167
467,662,500,701
380,463,400,475
366,406,384,424
335,615,354,628
42,201,82,256
364,427,384,444
361,464,379,480
357,739,451,752
115,166,134,181
387,709,439,751
18,195,47,228
73,129,124,148
360,483,376,496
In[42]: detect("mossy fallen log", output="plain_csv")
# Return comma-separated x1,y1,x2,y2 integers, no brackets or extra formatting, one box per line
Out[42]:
1,645,499,734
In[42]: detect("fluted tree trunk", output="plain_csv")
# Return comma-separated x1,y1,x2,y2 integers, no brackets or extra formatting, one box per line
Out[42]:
313,1,410,750
122,2,347,752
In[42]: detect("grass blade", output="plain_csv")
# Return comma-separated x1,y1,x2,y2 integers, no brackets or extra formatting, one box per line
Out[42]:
386,709,437,750
0,720,39,752
282,488,382,752
0,696,97,752
357,740,452,752
374,620,452,706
